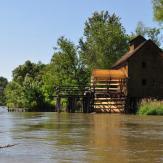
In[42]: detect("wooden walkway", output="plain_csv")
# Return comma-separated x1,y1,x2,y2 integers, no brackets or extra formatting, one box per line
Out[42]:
54,85,93,113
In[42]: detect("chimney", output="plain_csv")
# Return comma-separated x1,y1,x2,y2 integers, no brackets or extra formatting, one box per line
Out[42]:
129,35,146,51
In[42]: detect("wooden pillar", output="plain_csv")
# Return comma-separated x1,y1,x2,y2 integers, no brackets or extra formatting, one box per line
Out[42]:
83,91,92,113
55,86,61,112
56,96,61,112
71,96,76,113
125,97,140,114
67,96,71,113
67,96,76,113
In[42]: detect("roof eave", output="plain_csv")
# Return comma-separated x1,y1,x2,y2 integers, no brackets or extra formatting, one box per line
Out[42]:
112,62,127,69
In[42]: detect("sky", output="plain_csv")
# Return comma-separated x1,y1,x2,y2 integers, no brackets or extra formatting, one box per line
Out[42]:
0,0,160,80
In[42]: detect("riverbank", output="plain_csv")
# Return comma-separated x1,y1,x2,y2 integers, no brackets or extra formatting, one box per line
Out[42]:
137,99,163,115
7,107,55,112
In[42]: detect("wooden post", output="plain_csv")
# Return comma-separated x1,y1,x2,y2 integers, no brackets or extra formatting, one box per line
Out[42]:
56,86,61,112
83,91,92,113
125,97,140,113
56,96,61,112
67,96,71,113
67,96,76,113
71,96,76,113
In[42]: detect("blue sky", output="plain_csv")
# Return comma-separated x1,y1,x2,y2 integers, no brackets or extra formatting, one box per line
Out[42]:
0,0,160,80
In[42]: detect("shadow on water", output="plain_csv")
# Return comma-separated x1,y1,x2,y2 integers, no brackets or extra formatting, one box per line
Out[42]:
0,107,163,162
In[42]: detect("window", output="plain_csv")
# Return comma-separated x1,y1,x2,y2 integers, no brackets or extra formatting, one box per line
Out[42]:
142,62,146,68
142,79,147,86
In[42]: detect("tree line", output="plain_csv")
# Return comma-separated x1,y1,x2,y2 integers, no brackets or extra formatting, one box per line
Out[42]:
0,4,162,110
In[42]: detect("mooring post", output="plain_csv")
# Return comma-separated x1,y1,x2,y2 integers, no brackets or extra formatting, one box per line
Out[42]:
67,96,71,112
83,91,91,113
56,96,61,112
56,86,61,112
71,96,76,113
125,97,140,114
67,96,76,113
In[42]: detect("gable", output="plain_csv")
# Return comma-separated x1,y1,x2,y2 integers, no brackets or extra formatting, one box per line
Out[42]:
112,39,161,69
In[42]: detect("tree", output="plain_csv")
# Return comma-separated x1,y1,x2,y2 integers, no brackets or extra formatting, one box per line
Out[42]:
12,60,45,84
135,22,147,36
0,77,8,105
134,21,162,47
5,81,25,108
50,36,89,86
5,61,47,109
50,37,79,86
41,37,89,105
79,11,129,70
152,0,163,22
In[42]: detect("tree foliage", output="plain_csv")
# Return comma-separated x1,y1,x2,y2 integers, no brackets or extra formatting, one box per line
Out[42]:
134,21,162,47
152,0,163,22
0,77,8,105
41,36,89,104
12,60,45,84
79,11,129,70
5,61,46,109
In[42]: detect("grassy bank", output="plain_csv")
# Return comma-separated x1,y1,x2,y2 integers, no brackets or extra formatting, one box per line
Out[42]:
137,99,163,115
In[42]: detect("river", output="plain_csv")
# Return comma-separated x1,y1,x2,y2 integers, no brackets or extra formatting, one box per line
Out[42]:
0,107,163,163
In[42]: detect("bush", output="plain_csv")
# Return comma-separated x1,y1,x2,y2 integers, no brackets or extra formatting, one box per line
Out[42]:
137,99,163,115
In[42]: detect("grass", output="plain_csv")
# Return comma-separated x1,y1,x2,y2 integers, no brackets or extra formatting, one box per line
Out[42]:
137,99,163,115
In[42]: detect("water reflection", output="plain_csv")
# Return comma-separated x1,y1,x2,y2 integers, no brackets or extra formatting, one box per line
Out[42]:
0,107,163,163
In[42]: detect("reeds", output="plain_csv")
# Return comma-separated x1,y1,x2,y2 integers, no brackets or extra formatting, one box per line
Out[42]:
137,99,163,115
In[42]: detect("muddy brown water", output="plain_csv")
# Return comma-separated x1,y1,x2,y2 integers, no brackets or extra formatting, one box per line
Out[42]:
0,107,163,163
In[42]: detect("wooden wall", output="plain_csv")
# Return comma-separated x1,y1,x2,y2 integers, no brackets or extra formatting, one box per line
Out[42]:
127,42,163,98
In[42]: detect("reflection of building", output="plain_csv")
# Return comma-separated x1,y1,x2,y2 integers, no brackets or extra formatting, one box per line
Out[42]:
87,115,128,162
91,35,163,113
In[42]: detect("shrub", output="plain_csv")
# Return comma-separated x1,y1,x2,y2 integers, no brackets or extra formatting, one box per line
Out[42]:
137,99,163,115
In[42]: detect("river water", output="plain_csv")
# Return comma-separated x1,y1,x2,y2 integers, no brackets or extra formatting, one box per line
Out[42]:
0,107,163,163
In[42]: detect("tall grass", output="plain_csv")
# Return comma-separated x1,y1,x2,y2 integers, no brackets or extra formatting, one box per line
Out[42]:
137,99,163,115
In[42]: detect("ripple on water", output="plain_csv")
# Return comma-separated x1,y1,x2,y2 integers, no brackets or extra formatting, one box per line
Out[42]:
0,109,163,162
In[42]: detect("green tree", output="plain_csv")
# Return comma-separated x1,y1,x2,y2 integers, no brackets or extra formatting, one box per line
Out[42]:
79,11,129,70
135,21,147,36
5,81,25,108
5,61,46,109
22,76,45,109
50,37,79,86
134,21,162,46
41,37,89,105
152,0,163,22
0,77,8,105
12,60,45,84
50,36,89,86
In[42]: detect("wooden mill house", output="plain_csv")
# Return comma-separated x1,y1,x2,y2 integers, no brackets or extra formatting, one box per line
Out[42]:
91,35,163,113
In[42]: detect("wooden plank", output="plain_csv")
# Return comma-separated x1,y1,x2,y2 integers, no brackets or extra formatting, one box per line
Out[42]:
91,83,120,86
94,108,124,113
91,88,120,90
91,79,121,82
94,98,126,101
94,102,125,105
94,105,124,109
